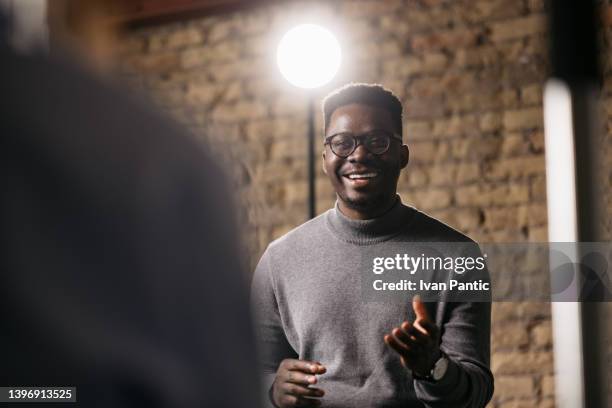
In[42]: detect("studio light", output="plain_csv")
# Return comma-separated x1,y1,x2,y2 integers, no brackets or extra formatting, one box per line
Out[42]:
276,23,341,89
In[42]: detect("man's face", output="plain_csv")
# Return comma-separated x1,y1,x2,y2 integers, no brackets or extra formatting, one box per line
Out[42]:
323,103,409,215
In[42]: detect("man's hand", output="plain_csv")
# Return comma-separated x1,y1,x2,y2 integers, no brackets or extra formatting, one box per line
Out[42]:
271,359,326,407
384,296,441,377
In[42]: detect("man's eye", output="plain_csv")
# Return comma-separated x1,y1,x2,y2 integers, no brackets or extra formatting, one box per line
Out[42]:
369,136,386,147
333,138,353,148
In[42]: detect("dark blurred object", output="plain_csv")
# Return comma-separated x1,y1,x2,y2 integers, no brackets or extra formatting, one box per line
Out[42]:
548,0,600,85
547,1,606,407
0,16,261,408
0,10,7,45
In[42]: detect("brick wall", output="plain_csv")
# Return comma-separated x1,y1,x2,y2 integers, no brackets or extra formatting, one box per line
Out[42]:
114,0,612,406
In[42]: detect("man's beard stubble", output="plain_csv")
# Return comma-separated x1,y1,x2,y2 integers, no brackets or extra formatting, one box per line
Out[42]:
339,170,401,213
340,190,389,212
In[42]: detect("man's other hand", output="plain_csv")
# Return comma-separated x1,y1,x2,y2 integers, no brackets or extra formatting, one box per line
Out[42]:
384,295,441,377
271,359,326,407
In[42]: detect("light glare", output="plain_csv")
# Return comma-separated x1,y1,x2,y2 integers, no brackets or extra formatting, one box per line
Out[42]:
277,24,341,89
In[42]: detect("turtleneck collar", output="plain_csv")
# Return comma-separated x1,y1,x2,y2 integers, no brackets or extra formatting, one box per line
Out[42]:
325,195,417,245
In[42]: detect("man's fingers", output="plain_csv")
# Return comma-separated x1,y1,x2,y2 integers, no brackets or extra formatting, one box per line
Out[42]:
393,326,427,352
385,335,423,372
385,335,420,369
282,359,326,374
392,327,416,348
281,382,325,398
311,362,327,374
412,295,431,322
384,333,417,356
414,319,438,338
401,321,433,346
275,360,326,407
412,296,440,338
285,370,318,386
392,328,426,355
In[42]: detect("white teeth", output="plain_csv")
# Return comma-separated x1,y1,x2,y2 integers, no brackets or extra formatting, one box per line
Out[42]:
347,173,377,179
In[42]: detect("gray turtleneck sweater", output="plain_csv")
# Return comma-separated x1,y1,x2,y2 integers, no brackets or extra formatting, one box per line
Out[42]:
251,198,493,408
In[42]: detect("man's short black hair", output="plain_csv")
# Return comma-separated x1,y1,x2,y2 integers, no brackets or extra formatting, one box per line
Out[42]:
322,83,403,139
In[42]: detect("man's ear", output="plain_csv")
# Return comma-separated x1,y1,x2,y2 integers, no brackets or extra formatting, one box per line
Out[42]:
321,150,328,175
400,145,409,169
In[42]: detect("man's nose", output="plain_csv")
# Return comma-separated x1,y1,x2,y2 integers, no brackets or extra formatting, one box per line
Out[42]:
347,143,371,162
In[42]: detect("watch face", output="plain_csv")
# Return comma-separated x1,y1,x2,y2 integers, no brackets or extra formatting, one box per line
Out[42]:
433,356,449,381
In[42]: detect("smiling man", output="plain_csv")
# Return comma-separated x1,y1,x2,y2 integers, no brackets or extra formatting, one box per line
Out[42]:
251,83,493,408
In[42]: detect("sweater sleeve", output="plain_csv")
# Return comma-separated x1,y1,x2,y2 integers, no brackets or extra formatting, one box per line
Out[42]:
413,301,493,407
414,243,494,408
251,247,299,407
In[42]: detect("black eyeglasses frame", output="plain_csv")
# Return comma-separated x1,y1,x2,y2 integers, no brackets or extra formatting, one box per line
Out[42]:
323,130,402,158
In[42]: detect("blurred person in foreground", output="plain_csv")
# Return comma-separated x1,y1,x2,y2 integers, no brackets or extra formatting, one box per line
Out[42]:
251,84,493,407
0,11,261,408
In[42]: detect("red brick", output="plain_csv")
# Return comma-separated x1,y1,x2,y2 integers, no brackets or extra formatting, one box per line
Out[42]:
408,188,452,210
404,121,432,141
521,84,543,105
492,321,530,350
484,156,545,180
491,15,548,42
503,108,543,131
342,0,401,17
492,350,554,374
495,375,536,397
462,0,525,23
530,175,547,201
541,374,555,396
410,141,449,163
430,208,481,232
412,28,482,52
531,321,553,348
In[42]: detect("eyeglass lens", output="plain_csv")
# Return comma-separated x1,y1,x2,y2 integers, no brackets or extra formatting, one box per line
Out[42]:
328,132,391,157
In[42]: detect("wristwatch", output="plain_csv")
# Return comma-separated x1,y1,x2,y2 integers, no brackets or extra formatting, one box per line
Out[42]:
414,352,449,382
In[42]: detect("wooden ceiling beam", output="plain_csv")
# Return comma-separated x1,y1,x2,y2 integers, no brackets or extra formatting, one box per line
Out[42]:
109,0,275,27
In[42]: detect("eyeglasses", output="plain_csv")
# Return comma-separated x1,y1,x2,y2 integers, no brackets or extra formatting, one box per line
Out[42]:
324,130,402,158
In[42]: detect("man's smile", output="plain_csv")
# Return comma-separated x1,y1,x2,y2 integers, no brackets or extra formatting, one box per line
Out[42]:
341,168,381,187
